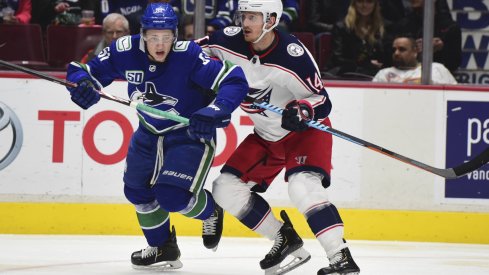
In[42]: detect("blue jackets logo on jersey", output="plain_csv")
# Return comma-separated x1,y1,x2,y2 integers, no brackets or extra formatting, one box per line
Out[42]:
223,26,241,36
240,87,272,115
287,43,304,57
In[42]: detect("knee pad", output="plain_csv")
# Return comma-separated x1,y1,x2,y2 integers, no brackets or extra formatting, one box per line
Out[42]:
124,184,155,205
154,184,193,212
212,172,253,216
288,171,330,214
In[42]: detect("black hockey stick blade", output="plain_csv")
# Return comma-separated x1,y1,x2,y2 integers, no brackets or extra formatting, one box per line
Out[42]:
452,147,489,177
248,96,489,179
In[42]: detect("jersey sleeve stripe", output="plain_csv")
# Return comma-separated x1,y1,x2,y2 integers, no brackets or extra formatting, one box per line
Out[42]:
208,44,248,60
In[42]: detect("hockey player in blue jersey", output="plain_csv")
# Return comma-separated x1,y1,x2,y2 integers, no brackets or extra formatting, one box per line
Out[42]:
65,1,248,271
199,0,360,274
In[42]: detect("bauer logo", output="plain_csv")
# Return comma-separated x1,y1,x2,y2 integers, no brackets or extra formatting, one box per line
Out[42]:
445,101,489,199
0,102,23,171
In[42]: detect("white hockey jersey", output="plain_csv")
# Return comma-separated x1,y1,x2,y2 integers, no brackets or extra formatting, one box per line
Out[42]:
200,26,332,141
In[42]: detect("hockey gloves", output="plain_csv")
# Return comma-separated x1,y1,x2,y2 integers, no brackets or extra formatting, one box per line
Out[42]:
66,70,100,110
189,103,231,141
281,100,314,132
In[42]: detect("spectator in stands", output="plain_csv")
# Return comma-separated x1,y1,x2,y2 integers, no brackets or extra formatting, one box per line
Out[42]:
51,0,98,25
387,0,461,72
372,36,457,84
98,0,148,34
305,0,349,34
170,0,235,37
81,13,130,63
178,14,195,41
327,0,385,78
0,0,31,24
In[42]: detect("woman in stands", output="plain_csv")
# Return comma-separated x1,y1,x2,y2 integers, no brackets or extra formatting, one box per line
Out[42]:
326,0,385,79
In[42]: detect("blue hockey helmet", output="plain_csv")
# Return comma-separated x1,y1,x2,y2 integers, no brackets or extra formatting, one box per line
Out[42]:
140,2,178,33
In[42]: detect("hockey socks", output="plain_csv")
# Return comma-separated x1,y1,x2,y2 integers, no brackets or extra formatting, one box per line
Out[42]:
179,189,215,220
306,202,348,257
239,193,282,240
135,200,171,247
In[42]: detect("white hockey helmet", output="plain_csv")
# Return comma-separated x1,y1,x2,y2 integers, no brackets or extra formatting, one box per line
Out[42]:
237,0,283,30
236,0,283,43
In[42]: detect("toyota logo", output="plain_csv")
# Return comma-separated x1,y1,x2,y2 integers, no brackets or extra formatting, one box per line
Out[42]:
0,102,23,170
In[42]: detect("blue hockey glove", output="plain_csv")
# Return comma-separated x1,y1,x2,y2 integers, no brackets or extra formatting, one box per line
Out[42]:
66,70,100,110
189,103,231,141
281,100,314,132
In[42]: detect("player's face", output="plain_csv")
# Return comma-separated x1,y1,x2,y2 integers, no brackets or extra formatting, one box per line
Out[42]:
392,38,418,69
144,29,175,62
238,12,264,42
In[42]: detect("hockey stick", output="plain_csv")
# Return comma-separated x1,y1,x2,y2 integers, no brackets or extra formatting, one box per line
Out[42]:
0,59,189,125
249,96,489,179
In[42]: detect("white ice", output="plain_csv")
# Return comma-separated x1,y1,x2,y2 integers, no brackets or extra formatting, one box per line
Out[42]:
1,235,489,275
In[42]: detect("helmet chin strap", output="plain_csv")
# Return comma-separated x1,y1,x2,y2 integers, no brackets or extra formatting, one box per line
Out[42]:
252,19,275,44
252,27,273,44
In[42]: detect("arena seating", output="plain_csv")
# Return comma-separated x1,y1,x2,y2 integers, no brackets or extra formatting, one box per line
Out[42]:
316,32,333,72
0,24,48,68
46,25,103,69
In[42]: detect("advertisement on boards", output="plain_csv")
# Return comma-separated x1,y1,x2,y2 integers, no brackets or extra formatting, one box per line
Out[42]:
445,100,489,199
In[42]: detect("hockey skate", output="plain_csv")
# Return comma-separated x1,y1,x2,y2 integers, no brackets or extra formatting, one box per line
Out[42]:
131,225,183,271
202,204,224,251
260,210,311,275
317,247,360,275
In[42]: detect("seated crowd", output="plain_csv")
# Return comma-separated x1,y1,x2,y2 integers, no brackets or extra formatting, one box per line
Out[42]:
0,0,461,84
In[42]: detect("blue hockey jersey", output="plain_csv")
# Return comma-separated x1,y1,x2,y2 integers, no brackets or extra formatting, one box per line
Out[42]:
69,34,248,134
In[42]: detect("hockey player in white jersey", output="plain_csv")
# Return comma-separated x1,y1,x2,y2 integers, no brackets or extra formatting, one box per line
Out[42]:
64,1,248,271
199,0,360,274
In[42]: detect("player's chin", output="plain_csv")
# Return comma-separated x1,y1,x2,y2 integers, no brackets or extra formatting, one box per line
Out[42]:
153,52,168,62
243,34,255,43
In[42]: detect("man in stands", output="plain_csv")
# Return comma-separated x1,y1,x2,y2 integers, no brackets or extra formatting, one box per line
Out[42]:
373,36,457,84
81,13,130,63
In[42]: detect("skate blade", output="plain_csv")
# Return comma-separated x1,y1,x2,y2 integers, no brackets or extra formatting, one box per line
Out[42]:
264,247,311,275
324,271,359,275
132,259,183,271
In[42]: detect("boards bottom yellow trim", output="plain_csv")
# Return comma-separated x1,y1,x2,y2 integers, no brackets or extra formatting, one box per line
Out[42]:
0,202,488,244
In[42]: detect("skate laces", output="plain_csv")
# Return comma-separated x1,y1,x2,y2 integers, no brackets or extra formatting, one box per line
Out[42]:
141,246,158,258
267,232,284,256
329,250,345,265
202,212,218,236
